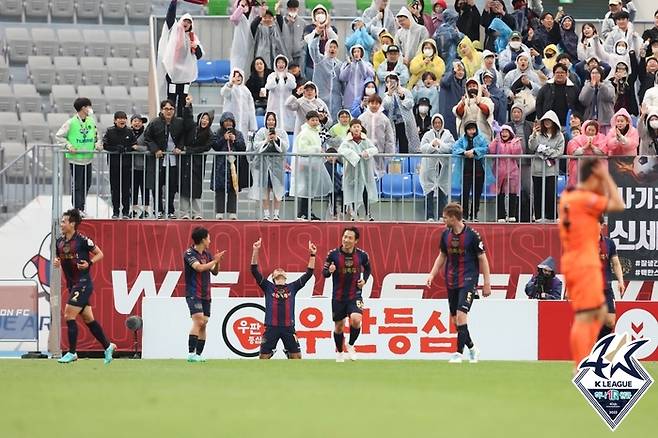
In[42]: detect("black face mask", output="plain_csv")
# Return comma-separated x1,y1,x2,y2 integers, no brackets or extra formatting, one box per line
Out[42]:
468,90,478,98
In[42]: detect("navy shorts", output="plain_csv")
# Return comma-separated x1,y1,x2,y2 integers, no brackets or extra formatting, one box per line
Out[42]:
260,326,300,355
67,280,93,308
332,298,364,322
186,297,211,317
604,288,616,314
448,286,475,316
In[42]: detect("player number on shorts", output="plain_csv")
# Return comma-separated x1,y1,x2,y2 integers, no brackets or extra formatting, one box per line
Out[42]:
356,300,364,309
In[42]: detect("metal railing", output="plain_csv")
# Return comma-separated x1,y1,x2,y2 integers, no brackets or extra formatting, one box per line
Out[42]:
39,147,622,223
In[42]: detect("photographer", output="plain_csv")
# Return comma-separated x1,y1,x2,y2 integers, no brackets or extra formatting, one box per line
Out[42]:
525,256,563,300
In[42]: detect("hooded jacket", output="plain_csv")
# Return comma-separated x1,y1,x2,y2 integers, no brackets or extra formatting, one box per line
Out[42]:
394,7,430,62
432,8,463,70
451,122,495,189
373,31,394,71
158,9,203,84
457,36,482,78
211,112,250,192
409,38,446,88
220,68,258,134
606,108,639,156
339,44,375,109
525,256,562,300
338,132,379,209
527,110,565,177
277,6,308,66
637,108,658,156
376,56,410,95
362,0,397,39
309,36,343,119
559,15,578,61
610,59,639,116
248,112,289,201
345,18,376,60
579,77,615,128
285,85,332,136
180,109,213,199
488,125,522,194
251,14,287,70
358,104,396,178
419,113,455,196
265,55,297,132
351,80,377,118
566,120,607,187
229,0,258,74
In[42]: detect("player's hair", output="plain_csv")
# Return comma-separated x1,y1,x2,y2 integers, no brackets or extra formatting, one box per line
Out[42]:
579,158,600,182
342,226,360,240
62,209,82,229
443,202,463,221
191,226,209,245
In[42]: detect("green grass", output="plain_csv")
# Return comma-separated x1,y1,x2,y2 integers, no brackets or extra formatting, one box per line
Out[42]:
1,360,656,437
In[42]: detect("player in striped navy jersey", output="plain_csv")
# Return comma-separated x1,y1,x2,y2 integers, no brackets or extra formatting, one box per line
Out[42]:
251,238,317,359
426,203,492,364
183,226,226,362
323,227,371,362
598,217,625,340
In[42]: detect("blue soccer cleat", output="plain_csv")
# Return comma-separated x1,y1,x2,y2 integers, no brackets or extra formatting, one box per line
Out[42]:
58,352,78,363
104,343,116,365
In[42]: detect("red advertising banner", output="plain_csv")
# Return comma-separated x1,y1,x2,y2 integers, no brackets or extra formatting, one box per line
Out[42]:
61,221,655,352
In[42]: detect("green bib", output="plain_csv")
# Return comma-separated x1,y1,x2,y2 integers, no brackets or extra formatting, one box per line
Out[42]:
65,116,96,161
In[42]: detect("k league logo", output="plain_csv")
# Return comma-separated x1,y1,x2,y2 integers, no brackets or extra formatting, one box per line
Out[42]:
573,333,654,431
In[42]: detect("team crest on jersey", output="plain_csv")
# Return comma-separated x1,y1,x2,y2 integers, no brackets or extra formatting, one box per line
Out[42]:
345,257,354,268
573,332,654,431
62,244,70,254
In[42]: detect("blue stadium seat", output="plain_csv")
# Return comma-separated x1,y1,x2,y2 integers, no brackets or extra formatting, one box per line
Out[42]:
557,174,567,197
196,60,218,83
256,115,265,129
412,174,424,197
215,59,231,83
284,171,291,195
408,156,422,174
380,173,414,199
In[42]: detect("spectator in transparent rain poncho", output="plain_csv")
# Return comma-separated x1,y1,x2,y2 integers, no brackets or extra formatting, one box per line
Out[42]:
419,114,455,222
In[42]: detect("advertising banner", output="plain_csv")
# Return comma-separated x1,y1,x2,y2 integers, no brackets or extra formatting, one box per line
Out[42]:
0,281,39,341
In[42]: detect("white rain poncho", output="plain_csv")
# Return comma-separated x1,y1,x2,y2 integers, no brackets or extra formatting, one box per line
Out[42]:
419,114,455,196
265,55,297,133
358,108,395,178
248,125,288,201
220,68,258,135
293,122,333,198
229,1,258,73
284,87,332,136
308,36,344,119
394,7,429,63
362,0,397,38
338,133,379,210
158,13,201,85
382,85,420,152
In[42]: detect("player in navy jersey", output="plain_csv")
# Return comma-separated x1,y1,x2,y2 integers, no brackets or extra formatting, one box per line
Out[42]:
250,238,317,359
53,209,115,364
598,218,625,340
426,203,492,363
323,227,371,362
183,226,226,362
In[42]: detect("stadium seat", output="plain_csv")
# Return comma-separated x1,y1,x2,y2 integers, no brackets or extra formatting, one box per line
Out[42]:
256,115,265,129
5,28,32,63
0,113,23,143
0,142,27,166
107,58,134,87
412,173,424,197
25,0,50,19
51,85,78,113
81,57,109,86
77,85,107,113
131,87,149,114
32,28,59,58
54,57,82,86
557,174,567,197
408,155,422,174
83,29,111,58
133,31,150,58
105,86,132,113
21,113,50,144
27,56,56,93
127,0,152,21
76,0,101,20
380,173,414,199
215,59,231,83
98,114,116,133
132,59,149,86
57,29,85,58
196,60,219,84
13,84,42,113
387,157,409,174
0,84,17,112
284,171,291,195
101,0,127,20
109,30,137,59
333,0,357,16
47,113,71,138
0,57,9,84
0,0,22,19
51,0,76,20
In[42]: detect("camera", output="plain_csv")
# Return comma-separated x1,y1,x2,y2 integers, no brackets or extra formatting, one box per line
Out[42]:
269,127,276,134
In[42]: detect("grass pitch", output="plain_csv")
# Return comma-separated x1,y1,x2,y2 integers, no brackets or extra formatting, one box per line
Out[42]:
1,360,655,438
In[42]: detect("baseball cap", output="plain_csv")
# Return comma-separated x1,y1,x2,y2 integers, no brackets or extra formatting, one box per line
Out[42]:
609,0,621,5
510,31,522,40
130,114,148,123
386,44,400,53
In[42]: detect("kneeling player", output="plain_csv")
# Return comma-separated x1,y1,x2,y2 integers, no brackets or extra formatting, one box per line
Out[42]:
426,203,492,363
251,238,317,359
598,217,625,340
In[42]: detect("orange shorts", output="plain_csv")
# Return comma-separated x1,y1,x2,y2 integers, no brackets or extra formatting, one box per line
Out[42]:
565,268,605,312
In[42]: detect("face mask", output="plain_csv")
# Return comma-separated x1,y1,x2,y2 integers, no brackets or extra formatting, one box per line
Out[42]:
315,13,327,24
616,46,627,55
87,107,94,115
382,44,389,52
365,87,376,96
545,53,555,59
510,41,521,50
418,105,429,114
468,90,477,98
423,48,434,57
288,12,297,19
650,120,658,130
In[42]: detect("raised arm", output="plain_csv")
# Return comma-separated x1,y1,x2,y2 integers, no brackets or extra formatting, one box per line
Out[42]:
250,238,265,284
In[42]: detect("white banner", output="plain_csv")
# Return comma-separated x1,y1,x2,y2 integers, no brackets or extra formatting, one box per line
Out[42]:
142,298,538,360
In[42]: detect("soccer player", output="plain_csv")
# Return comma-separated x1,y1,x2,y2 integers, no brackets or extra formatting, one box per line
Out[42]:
250,238,317,359
183,226,226,362
323,227,371,362
598,217,625,340
53,209,115,364
558,158,624,371
426,203,492,363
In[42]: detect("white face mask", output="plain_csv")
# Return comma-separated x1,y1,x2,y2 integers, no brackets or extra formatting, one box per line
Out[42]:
423,48,434,57
365,87,376,96
418,105,429,114
87,107,94,115
616,46,627,55
288,11,297,19
315,13,327,24
382,44,389,52
650,120,658,130
510,41,522,50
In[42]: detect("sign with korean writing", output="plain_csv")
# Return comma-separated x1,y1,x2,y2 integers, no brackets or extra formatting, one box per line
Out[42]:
608,156,658,280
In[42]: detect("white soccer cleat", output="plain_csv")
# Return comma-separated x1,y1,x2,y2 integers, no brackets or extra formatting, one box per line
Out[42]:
468,345,480,363
448,352,463,363
336,352,345,363
346,344,357,361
